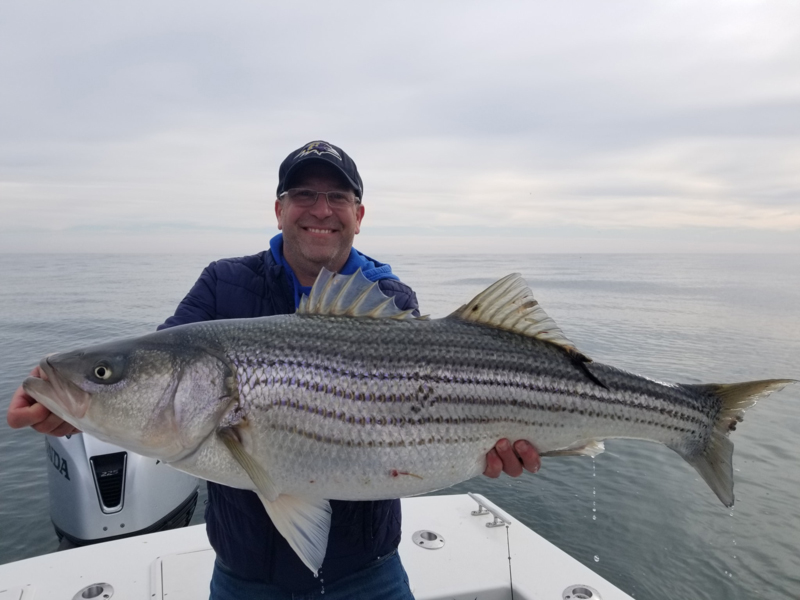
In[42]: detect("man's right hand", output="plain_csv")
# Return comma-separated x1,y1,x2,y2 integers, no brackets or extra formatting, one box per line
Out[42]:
6,366,80,436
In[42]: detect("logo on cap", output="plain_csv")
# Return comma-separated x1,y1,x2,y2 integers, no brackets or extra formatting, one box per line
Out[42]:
294,141,342,161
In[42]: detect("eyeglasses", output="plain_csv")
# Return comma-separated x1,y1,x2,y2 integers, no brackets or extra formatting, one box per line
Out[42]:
279,188,360,208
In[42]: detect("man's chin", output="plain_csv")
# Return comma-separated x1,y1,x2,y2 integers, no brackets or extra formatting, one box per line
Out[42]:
303,246,352,271
283,231,355,273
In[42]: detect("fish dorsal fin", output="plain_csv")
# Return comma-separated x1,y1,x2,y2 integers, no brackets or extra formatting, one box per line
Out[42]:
297,268,418,320
449,273,583,355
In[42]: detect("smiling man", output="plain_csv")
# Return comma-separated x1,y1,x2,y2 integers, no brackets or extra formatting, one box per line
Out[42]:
275,142,366,286
7,140,540,600
274,143,371,295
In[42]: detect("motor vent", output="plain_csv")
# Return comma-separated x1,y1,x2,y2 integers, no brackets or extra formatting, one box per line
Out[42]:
90,452,127,513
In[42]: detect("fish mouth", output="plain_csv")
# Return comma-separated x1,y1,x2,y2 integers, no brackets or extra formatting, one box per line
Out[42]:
23,356,92,422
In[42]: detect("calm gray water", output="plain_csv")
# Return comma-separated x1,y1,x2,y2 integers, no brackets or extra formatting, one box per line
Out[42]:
1,253,799,599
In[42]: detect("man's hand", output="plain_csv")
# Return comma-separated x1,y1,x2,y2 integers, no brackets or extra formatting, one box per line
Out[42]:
484,439,540,478
6,366,80,436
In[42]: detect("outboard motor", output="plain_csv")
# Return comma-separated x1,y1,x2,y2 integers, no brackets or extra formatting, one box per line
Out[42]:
45,433,199,546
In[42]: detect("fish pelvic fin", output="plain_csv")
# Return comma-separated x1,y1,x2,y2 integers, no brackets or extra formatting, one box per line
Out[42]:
298,268,421,320
257,493,333,576
679,379,796,507
447,273,588,359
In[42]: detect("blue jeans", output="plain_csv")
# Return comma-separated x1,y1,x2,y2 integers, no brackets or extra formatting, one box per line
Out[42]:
209,550,415,600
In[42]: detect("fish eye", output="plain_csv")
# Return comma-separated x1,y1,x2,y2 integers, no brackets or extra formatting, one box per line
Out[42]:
94,364,112,380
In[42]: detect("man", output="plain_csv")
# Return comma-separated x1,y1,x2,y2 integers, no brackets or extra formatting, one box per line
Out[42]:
7,140,540,599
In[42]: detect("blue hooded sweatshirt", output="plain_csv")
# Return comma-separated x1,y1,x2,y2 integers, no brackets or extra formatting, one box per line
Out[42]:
269,233,399,308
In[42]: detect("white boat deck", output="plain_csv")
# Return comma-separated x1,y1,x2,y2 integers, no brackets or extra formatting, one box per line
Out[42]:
0,493,632,600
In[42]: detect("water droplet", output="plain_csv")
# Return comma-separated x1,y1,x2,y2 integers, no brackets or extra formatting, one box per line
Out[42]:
594,555,600,562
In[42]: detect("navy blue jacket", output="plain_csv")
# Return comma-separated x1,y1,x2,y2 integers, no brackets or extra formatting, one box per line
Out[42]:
158,250,419,592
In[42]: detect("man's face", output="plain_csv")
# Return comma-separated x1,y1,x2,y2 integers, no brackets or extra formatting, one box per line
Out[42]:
275,163,365,279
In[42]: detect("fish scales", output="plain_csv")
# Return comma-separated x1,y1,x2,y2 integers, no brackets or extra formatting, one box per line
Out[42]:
191,313,723,500
23,269,795,573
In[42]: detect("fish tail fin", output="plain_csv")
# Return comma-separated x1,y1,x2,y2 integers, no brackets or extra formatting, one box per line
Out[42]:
679,379,795,507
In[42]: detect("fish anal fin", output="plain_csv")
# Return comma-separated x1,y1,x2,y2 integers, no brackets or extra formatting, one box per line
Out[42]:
542,440,605,458
257,493,332,575
217,427,280,502
447,273,586,357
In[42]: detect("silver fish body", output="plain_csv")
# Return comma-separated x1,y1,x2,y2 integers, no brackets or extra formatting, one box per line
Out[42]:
173,314,723,500
24,270,795,573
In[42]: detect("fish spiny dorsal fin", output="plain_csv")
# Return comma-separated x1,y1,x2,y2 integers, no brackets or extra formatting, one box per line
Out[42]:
302,268,336,314
448,273,586,356
297,268,419,320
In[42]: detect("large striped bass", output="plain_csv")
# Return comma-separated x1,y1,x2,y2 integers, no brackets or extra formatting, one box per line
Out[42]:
23,269,795,573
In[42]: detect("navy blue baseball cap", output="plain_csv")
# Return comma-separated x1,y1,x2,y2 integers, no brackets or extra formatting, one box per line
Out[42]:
277,141,364,199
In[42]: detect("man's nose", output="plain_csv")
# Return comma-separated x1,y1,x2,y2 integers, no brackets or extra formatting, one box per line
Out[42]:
308,192,334,217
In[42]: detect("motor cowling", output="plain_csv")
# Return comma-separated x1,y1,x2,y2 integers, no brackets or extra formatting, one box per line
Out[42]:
46,433,199,546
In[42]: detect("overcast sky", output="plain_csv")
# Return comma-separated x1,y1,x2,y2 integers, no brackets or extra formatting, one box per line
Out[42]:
1,1,799,254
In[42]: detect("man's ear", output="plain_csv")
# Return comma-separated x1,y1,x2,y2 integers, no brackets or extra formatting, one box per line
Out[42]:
354,204,365,235
275,199,283,230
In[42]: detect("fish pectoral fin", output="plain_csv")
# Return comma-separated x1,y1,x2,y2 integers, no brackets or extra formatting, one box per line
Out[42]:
257,493,332,575
541,440,605,458
217,427,280,502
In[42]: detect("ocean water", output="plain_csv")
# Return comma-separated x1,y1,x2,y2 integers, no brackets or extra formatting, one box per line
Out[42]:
1,252,799,600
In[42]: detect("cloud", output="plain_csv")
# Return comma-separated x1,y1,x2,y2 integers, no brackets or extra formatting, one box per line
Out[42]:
1,1,799,253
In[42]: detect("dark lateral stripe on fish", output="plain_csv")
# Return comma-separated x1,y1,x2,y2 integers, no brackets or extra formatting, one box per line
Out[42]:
272,393,703,432
265,411,699,448
235,355,712,412
237,366,712,426
272,424,489,447
266,390,706,434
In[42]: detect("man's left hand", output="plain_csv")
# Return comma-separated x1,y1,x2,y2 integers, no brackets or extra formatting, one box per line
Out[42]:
484,439,540,478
